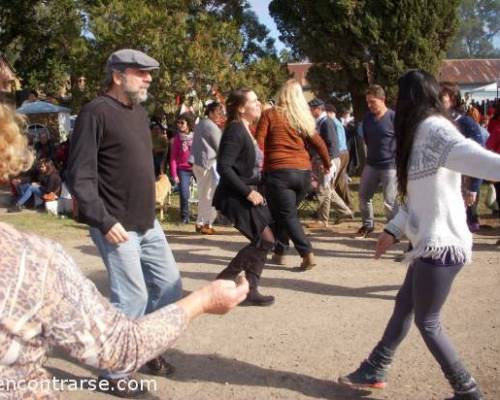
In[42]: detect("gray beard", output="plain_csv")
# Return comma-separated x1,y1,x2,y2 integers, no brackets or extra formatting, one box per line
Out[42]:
125,89,147,105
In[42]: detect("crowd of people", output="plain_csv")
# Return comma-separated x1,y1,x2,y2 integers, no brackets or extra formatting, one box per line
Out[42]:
1,48,500,400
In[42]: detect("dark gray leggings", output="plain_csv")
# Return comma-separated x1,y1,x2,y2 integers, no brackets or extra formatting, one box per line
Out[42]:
374,258,463,375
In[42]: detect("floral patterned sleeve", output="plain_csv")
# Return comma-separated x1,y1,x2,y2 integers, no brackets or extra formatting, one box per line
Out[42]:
43,243,188,374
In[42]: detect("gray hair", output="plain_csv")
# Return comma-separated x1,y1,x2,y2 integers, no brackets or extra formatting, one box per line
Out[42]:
102,69,122,91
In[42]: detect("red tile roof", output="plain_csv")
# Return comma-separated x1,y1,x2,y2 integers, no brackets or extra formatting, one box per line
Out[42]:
288,59,500,86
438,59,500,84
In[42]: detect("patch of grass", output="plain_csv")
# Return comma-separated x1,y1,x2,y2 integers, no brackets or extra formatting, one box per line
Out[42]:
1,211,88,241
2,181,498,240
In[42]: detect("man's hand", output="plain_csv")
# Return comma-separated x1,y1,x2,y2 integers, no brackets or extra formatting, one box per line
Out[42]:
105,223,129,244
375,231,395,259
173,176,180,185
465,191,477,207
246,190,264,206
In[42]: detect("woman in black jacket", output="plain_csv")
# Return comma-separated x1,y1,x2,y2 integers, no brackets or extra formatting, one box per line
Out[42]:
213,88,275,306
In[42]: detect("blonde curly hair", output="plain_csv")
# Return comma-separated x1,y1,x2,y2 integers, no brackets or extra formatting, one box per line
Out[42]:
0,104,34,181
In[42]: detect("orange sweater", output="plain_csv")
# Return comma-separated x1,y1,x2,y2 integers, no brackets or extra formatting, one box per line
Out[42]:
255,108,330,172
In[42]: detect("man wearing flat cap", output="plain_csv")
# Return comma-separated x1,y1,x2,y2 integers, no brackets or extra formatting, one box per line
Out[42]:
67,49,182,397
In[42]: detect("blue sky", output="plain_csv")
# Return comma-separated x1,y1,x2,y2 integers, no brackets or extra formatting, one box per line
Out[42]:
247,0,287,52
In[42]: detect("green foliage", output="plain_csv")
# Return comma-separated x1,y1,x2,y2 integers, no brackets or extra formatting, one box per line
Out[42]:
270,0,460,118
1,0,287,114
0,0,87,96
447,0,500,58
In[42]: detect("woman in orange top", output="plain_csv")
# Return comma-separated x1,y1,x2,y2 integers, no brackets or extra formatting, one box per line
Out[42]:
255,79,330,270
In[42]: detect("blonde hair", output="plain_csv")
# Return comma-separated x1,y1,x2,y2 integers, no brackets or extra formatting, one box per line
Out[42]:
276,79,316,138
0,104,34,181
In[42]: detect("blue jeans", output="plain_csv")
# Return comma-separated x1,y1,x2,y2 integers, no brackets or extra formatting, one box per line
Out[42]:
16,183,43,207
90,219,182,378
358,165,398,228
178,169,193,221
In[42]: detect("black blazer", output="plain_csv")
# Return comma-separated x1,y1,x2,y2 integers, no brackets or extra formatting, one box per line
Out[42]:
213,121,258,206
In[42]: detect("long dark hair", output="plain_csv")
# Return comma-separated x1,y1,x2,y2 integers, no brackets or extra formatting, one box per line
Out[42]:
395,70,447,202
225,88,251,126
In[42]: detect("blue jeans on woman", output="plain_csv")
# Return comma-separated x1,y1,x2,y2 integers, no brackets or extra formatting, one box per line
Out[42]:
178,169,193,223
16,183,43,207
89,219,182,379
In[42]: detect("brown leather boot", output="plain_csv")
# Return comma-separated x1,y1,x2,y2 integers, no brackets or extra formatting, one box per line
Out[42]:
299,252,316,270
270,253,286,265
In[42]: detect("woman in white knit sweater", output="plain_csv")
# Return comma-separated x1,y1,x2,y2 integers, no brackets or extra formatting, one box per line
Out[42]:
340,70,500,400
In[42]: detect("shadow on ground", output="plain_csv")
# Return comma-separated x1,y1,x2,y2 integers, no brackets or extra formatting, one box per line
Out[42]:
47,348,378,400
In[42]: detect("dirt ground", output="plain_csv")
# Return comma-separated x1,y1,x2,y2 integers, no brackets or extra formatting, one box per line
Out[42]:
1,203,500,400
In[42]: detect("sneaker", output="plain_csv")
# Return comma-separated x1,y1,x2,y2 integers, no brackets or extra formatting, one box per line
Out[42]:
142,356,175,376
7,205,23,213
354,225,374,239
446,390,483,400
306,220,328,229
339,360,387,390
446,368,483,400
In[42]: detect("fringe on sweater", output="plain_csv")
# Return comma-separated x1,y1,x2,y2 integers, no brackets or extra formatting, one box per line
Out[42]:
404,244,471,266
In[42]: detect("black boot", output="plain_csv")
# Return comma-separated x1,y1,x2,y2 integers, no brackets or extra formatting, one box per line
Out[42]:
243,246,275,306
216,244,253,280
445,365,483,400
243,273,275,306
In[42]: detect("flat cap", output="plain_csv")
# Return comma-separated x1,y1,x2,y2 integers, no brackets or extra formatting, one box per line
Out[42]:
106,49,160,71
308,98,325,108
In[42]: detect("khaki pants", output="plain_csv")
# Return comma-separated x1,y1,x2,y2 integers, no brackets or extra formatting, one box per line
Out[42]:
193,164,218,227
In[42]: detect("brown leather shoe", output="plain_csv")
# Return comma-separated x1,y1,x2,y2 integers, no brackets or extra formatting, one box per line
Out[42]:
354,225,374,239
306,220,328,229
142,356,175,376
200,225,216,235
298,252,316,270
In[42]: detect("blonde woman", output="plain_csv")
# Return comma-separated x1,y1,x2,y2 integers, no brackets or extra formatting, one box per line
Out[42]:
255,79,330,270
0,104,248,399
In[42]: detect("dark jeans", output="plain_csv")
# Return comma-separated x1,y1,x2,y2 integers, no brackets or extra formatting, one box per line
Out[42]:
371,258,464,375
178,169,193,221
264,169,312,256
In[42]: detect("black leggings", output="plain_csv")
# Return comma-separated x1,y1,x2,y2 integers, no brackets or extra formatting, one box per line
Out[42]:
372,258,464,375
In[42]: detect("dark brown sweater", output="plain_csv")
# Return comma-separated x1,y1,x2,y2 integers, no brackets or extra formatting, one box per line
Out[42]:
255,108,330,172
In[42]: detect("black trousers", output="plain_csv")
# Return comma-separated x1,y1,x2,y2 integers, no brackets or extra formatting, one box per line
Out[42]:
264,169,312,257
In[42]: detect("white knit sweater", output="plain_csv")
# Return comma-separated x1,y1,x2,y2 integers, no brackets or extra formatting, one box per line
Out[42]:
385,115,500,264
